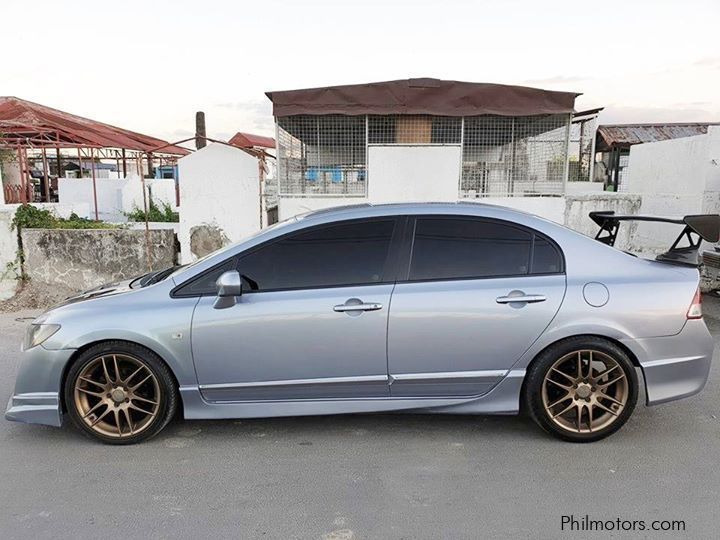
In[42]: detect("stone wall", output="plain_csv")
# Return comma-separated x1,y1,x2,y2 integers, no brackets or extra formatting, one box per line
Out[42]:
21,228,176,290
0,208,18,300
564,193,642,251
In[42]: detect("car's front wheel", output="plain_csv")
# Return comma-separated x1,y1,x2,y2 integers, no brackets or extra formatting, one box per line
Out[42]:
64,341,178,444
525,337,638,442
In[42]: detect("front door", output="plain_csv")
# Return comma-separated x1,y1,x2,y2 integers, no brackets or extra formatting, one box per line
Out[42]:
191,217,401,402
387,216,566,397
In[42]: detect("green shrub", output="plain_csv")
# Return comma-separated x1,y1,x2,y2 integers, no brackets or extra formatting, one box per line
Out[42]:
125,200,179,223
11,204,119,231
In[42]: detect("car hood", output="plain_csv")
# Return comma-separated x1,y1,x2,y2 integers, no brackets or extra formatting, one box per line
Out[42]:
52,278,136,309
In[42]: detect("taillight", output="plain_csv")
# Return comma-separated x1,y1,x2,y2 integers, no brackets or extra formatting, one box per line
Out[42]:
687,287,703,319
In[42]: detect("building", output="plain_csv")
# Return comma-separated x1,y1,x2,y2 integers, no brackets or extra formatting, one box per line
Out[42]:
266,78,591,221
0,96,188,217
595,123,719,191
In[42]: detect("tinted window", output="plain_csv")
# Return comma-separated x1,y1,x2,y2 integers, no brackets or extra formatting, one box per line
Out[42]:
409,218,533,280
531,237,563,274
175,257,237,296
237,220,396,291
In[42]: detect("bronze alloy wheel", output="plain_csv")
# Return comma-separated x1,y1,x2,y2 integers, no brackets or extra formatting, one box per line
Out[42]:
73,353,161,439
541,349,629,434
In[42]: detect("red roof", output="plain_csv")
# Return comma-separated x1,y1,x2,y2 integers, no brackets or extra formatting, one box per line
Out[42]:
0,96,189,155
229,131,276,149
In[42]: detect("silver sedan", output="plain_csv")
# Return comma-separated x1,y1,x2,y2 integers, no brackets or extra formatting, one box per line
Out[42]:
5,203,716,444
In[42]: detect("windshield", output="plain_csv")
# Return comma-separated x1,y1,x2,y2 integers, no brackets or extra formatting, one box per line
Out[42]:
130,265,185,289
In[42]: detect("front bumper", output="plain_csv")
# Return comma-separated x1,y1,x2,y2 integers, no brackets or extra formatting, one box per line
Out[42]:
4,345,75,427
5,392,62,427
622,319,714,406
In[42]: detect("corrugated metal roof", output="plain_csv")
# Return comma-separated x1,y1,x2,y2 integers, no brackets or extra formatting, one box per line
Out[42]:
228,131,275,149
596,123,719,152
0,96,189,155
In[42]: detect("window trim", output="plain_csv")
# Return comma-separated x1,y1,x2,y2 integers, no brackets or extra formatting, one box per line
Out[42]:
171,216,407,298
400,215,565,284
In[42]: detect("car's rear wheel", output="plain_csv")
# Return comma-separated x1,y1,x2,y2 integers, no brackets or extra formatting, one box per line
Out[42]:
64,341,178,444
525,337,638,442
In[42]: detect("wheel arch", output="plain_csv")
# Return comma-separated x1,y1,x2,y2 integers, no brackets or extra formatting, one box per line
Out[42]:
59,339,181,413
519,333,644,405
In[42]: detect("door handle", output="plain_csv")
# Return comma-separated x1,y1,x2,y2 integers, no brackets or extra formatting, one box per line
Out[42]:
333,302,383,312
496,294,546,304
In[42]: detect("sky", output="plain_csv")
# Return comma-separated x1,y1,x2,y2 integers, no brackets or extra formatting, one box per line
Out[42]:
4,0,719,143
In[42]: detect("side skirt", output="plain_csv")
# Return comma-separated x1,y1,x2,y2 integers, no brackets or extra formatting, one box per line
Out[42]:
180,369,526,419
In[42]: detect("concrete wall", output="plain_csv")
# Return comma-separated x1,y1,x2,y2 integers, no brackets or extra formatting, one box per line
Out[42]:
178,143,261,264
21,228,175,290
625,127,720,252
564,193,642,250
57,175,176,222
0,208,18,300
367,146,461,203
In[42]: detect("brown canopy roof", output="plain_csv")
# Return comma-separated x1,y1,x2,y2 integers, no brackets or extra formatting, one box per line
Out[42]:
0,96,189,155
266,78,579,117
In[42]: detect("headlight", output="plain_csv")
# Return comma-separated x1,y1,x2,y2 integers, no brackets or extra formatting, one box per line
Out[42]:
23,324,61,350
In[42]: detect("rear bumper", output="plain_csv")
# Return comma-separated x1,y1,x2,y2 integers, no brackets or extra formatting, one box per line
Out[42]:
622,319,714,405
4,345,74,427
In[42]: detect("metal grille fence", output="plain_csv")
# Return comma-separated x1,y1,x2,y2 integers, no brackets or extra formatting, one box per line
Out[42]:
567,116,597,183
277,113,572,197
368,115,461,145
277,115,366,196
460,114,571,197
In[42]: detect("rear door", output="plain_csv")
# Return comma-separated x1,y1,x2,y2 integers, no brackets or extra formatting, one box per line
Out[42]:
387,215,566,397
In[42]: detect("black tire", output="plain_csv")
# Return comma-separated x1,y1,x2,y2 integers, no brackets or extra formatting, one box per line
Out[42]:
64,341,178,445
524,336,638,443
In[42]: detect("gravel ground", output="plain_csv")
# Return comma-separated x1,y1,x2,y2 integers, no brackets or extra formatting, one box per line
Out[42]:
1,300,720,539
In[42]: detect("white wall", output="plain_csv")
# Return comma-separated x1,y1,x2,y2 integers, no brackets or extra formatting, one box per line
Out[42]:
566,181,604,194
278,197,363,221
480,196,566,224
0,208,18,300
367,146,461,203
2,201,91,220
56,175,175,222
178,143,261,263
625,127,720,252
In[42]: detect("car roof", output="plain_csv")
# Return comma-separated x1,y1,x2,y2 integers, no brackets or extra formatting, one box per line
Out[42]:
300,201,537,221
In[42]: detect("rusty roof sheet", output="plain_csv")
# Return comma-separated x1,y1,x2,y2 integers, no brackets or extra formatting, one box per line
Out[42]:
266,78,580,117
229,131,276,149
0,96,189,155
596,123,719,152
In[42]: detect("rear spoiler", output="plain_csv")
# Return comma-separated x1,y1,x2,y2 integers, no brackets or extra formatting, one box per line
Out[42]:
589,211,720,266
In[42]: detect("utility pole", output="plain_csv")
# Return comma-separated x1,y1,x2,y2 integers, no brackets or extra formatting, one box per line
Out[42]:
195,111,206,150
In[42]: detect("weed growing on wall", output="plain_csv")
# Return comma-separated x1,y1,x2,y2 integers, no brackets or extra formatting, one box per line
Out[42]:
125,200,179,223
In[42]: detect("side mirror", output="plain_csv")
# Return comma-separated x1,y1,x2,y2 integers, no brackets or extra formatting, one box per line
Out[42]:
213,270,242,309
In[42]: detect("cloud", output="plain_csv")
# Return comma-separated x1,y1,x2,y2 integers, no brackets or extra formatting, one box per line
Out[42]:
522,75,590,86
693,57,720,68
599,104,720,124
214,101,271,115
